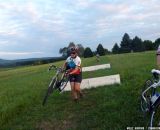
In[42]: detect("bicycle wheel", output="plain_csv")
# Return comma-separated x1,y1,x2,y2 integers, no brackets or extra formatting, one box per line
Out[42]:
58,74,69,92
59,79,68,92
150,105,160,127
42,77,57,106
141,79,154,112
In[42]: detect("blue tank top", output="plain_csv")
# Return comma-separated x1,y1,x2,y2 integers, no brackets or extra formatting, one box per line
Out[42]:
67,59,76,69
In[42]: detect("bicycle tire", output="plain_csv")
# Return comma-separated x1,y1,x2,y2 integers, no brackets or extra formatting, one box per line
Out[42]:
42,77,57,106
141,79,155,113
59,79,68,92
58,74,69,92
150,105,160,127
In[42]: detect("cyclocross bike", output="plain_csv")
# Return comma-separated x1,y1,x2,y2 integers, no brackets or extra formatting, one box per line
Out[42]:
42,65,69,106
141,69,160,127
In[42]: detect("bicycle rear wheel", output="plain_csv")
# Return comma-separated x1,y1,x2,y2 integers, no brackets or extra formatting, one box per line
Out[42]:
150,105,160,127
141,79,155,112
42,78,57,106
59,79,68,92
57,74,69,92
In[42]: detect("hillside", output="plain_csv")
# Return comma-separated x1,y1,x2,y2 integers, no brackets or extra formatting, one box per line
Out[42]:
0,51,157,130
0,57,64,67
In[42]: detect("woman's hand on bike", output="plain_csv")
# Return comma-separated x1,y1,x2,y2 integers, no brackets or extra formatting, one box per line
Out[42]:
64,71,68,76
65,70,71,77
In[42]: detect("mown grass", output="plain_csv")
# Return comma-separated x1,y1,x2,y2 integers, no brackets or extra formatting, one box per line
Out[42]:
0,51,157,130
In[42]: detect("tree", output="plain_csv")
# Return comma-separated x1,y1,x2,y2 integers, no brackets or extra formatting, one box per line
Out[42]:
112,43,120,54
120,33,132,53
66,42,76,56
84,47,93,58
97,44,105,56
131,36,145,52
59,47,68,57
92,51,97,56
104,48,111,54
68,42,75,48
59,42,85,57
154,38,160,49
143,40,154,51
77,44,85,57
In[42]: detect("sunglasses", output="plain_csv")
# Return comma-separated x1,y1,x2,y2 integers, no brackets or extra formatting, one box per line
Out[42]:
71,52,76,55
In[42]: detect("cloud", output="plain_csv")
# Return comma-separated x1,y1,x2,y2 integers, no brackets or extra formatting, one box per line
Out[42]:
0,51,45,59
0,51,43,55
0,0,160,59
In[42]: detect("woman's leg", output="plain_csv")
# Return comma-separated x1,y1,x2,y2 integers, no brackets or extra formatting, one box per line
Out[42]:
70,82,78,100
75,82,83,98
74,73,83,98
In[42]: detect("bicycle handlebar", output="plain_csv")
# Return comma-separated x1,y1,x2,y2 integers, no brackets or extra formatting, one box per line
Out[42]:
48,65,57,71
48,65,66,73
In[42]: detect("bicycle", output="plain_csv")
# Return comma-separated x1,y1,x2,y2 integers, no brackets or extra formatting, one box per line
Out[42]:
141,69,160,127
42,65,69,106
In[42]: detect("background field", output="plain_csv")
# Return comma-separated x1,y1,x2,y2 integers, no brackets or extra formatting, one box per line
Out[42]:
0,51,157,130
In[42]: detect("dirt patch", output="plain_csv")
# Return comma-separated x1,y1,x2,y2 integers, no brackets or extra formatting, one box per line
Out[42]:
36,116,76,130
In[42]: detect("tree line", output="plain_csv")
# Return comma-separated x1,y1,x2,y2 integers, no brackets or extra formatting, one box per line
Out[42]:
59,33,160,58
59,42,110,58
112,33,160,54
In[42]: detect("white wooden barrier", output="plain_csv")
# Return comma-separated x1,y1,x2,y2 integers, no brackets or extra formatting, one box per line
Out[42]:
82,64,110,72
63,74,120,91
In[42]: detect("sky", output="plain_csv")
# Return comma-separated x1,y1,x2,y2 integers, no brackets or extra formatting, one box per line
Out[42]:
0,0,160,59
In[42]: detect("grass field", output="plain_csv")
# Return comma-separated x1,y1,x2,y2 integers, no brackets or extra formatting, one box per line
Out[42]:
0,51,157,130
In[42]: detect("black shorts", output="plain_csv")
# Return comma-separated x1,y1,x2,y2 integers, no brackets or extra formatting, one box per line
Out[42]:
69,73,82,83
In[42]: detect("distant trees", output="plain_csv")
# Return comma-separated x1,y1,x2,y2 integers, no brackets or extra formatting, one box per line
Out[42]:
77,44,85,57
143,40,154,51
84,47,93,58
59,47,68,57
112,43,120,54
59,42,109,58
154,38,160,49
112,33,160,54
120,33,132,53
59,33,160,58
132,36,145,52
59,42,85,57
104,48,111,55
97,44,105,56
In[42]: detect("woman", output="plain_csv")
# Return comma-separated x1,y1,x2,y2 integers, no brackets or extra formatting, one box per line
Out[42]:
63,47,83,102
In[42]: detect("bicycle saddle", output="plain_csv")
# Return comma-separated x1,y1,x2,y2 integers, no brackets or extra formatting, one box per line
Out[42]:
151,69,160,75
151,69,160,79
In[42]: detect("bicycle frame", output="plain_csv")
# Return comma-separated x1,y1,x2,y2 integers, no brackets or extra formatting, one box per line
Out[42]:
48,65,68,91
49,65,63,80
42,65,68,106
142,80,160,108
141,70,160,127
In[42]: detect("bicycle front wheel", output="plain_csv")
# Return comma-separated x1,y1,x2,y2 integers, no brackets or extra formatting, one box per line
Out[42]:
150,105,160,127
42,77,57,106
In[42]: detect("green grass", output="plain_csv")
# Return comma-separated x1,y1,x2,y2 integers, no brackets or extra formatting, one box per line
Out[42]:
0,51,157,130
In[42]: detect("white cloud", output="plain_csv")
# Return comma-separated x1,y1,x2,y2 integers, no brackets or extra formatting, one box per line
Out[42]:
0,0,160,59
0,51,43,56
